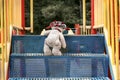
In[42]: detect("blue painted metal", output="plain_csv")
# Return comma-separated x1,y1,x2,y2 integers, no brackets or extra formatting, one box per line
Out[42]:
12,35,105,53
104,37,114,80
9,35,110,80
9,53,108,77
9,77,110,80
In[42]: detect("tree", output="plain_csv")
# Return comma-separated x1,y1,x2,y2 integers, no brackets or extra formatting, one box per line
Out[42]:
25,0,90,34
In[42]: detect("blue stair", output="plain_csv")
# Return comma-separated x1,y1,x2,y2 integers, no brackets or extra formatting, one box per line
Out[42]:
9,35,110,80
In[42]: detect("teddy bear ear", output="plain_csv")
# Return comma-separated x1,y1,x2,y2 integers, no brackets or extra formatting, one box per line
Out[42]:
46,26,51,29
60,24,66,28
53,20,57,22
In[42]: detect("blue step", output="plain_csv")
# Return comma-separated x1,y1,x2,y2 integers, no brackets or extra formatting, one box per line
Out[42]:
9,53,108,78
9,77,110,80
12,35,105,53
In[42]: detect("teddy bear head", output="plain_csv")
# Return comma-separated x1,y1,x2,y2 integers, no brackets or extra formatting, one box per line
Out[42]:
46,21,70,32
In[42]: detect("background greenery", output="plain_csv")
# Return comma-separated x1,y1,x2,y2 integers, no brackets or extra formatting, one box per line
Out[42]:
25,0,90,34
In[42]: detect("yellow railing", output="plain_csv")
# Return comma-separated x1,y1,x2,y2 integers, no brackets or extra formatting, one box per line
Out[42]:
0,0,15,79
104,0,119,80
0,0,5,80
1,25,16,80
5,25,13,80
0,0,34,78
114,0,119,79
106,0,111,46
30,0,33,33
110,0,115,64
12,25,24,35
0,1,28,79
80,26,103,35
83,0,86,33
0,25,19,80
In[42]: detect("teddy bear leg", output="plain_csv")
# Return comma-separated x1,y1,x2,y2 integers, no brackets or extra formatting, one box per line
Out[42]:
44,43,52,56
52,47,62,56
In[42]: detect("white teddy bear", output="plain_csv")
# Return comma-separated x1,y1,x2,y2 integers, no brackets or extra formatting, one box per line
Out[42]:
43,21,68,56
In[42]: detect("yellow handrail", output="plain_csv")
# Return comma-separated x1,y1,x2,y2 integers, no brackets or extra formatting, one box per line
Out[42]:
0,0,5,80
6,25,13,62
114,0,119,79
30,0,33,33
83,0,86,33
5,25,13,80
103,0,107,29
106,0,110,45
4,0,7,63
119,7,120,77
110,0,115,64
8,0,12,42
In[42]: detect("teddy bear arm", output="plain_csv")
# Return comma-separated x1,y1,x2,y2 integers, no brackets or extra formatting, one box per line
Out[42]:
59,33,66,48
44,30,51,35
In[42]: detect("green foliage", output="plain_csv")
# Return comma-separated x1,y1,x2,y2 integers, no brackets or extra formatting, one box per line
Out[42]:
25,0,90,34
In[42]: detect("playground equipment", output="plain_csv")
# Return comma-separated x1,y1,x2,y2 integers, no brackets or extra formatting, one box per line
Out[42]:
9,35,109,80
0,0,120,80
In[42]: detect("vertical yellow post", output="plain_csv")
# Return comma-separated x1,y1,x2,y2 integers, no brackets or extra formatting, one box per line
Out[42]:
4,0,7,63
104,0,107,29
101,0,104,25
83,0,86,33
106,0,111,45
94,0,98,26
118,0,120,80
114,0,119,79
8,0,12,42
1,0,5,79
110,0,115,64
97,0,101,25
0,0,2,79
6,0,12,62
30,0,33,33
